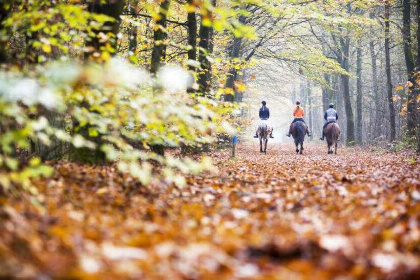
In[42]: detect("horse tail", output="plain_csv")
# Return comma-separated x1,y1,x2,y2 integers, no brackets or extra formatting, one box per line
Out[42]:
294,122,305,145
330,123,340,143
258,123,268,139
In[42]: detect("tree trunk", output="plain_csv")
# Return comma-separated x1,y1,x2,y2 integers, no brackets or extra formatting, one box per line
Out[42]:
417,0,420,152
356,43,363,144
224,14,246,102
187,0,197,71
402,0,417,138
307,81,313,140
369,27,380,139
197,0,216,95
151,0,170,74
0,3,9,63
385,1,396,141
339,37,356,145
72,1,124,164
150,0,171,156
85,0,125,60
224,36,243,102
322,74,331,112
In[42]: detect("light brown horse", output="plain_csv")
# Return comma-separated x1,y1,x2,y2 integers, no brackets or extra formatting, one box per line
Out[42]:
324,122,340,154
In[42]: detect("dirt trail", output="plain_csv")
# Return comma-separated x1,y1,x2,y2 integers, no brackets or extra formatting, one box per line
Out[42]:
0,143,419,279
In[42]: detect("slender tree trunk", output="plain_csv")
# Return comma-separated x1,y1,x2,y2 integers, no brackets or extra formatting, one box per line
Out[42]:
299,82,306,107
402,0,417,138
339,37,356,145
307,81,313,140
417,0,420,67
187,0,197,70
369,30,380,139
224,14,246,102
417,0,420,152
322,74,331,112
224,36,243,102
71,0,125,164
151,0,170,74
150,0,171,156
197,0,216,95
385,1,396,141
0,3,9,63
356,43,363,144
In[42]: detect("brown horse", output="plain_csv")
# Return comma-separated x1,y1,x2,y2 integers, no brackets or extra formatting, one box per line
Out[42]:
324,122,340,154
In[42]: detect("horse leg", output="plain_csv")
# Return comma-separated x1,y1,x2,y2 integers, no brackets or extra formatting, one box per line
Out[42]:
259,139,263,153
264,139,268,154
296,144,299,154
300,142,303,154
334,141,338,155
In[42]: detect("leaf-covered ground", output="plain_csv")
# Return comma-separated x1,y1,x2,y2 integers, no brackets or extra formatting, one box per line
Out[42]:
1,143,419,279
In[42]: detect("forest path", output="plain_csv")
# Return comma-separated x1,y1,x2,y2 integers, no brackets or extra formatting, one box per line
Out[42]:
1,144,419,279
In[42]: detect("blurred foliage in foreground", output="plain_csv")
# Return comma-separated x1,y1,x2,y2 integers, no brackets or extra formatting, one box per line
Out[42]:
0,58,234,192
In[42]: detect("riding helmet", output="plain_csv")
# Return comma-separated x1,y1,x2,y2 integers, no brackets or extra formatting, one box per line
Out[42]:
296,101,301,105
329,103,334,108
262,101,267,106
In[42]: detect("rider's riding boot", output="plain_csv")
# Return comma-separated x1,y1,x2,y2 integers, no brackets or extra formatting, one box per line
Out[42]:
270,134,274,138
254,134,258,138
320,134,324,141
286,132,291,137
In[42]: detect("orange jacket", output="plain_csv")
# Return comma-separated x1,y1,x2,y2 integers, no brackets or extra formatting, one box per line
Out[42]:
293,106,305,118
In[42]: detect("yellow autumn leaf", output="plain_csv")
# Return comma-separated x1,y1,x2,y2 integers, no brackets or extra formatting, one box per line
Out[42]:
101,51,111,61
42,44,51,53
186,4,195,13
202,17,212,27
236,82,247,92
224,87,234,95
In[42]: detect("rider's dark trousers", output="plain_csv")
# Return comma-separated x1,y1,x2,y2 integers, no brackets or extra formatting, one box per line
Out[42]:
292,118,305,124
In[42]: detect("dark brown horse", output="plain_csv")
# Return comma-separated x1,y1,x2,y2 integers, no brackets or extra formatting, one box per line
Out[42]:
324,122,340,154
291,121,307,154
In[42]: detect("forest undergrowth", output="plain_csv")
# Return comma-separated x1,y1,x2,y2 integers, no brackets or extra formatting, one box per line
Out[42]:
0,143,419,279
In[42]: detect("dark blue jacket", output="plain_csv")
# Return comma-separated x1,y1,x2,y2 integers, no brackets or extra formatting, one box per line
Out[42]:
259,106,270,119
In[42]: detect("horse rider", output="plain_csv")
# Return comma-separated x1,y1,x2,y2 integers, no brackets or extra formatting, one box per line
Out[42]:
286,101,311,137
254,101,274,138
320,103,338,141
